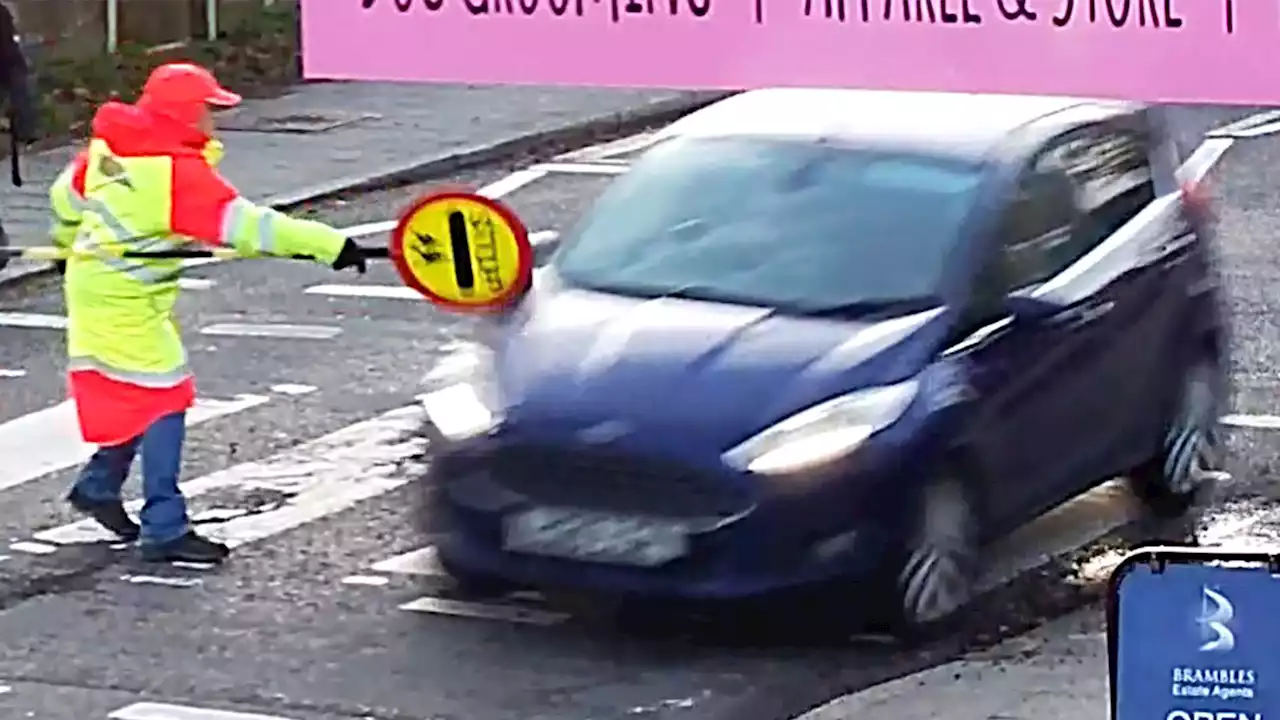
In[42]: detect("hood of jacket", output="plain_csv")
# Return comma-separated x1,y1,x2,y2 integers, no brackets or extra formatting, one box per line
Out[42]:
89,101,214,161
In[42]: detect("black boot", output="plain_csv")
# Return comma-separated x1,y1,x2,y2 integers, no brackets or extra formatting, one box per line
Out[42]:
66,488,140,541
140,531,230,564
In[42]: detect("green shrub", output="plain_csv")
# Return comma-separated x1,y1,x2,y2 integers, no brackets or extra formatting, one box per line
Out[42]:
29,2,299,145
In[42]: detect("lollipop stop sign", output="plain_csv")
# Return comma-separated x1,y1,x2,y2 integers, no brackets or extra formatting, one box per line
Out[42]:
389,189,533,313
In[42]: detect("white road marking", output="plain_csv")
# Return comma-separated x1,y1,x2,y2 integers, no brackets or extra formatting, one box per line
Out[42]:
1220,413,1280,429
341,574,390,586
304,284,420,300
1220,120,1280,139
1206,110,1280,140
370,545,445,577
0,312,66,329
0,369,24,378
110,702,297,720
419,384,493,439
335,169,553,240
200,323,342,340
557,132,655,162
33,405,425,548
120,574,203,588
342,219,398,238
478,168,548,198
528,229,559,246
531,161,629,175
269,383,317,396
0,393,268,496
8,541,56,555
1177,136,1235,185
397,596,568,626
1240,120,1280,138
177,278,215,290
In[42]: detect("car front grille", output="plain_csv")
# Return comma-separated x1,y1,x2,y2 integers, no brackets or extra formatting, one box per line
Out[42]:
484,443,754,521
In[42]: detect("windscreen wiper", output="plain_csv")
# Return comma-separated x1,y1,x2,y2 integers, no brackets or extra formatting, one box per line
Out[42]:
788,297,940,319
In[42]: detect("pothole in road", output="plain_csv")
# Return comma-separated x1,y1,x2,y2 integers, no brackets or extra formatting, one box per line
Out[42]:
189,487,298,524
217,111,382,134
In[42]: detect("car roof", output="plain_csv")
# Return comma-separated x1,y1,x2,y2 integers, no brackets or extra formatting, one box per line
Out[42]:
657,89,1147,162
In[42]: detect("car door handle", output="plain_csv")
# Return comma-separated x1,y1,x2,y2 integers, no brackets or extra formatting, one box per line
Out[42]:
1051,301,1114,329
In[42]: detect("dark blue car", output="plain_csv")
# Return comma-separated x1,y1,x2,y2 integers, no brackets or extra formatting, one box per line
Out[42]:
421,89,1230,633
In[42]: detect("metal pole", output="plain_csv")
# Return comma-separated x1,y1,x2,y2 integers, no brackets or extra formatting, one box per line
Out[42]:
106,0,119,52
205,0,217,40
0,246,389,260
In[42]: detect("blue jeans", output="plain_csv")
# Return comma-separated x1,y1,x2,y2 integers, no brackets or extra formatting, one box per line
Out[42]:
72,411,189,545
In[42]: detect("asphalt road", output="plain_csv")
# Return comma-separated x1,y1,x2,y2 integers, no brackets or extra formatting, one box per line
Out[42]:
0,103,1278,720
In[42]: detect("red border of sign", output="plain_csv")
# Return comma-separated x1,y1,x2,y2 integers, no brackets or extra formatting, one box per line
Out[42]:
390,187,534,313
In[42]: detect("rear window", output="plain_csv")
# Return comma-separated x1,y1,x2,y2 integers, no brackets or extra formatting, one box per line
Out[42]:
552,137,985,313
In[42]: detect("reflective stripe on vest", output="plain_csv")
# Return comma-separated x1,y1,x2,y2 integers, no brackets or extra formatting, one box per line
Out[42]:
67,355,190,388
69,158,189,285
220,196,279,255
49,169,84,241
73,229,188,284
64,139,191,388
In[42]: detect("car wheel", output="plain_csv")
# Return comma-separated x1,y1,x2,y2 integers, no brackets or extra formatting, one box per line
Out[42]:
892,471,980,636
1128,362,1225,518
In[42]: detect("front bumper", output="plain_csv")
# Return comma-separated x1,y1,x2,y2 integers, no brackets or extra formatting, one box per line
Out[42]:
427,436,904,600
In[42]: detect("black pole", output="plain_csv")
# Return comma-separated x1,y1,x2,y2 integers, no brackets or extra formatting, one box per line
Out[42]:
9,110,20,187
0,245,390,260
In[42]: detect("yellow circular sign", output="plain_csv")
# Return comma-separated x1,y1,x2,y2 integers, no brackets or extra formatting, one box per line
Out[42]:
390,188,533,311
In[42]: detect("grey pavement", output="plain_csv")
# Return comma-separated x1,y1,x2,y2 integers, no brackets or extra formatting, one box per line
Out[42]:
795,608,1106,720
0,81,719,284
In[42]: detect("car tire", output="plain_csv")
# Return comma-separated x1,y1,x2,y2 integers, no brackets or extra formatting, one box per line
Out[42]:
890,470,980,638
1128,361,1225,519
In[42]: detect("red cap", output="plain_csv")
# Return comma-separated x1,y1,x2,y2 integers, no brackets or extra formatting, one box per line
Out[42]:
137,63,241,125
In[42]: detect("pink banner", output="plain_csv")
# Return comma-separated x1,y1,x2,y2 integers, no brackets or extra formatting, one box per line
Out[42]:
302,1,1279,105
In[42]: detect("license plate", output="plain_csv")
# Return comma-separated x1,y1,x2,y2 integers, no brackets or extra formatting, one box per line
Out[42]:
502,507,689,567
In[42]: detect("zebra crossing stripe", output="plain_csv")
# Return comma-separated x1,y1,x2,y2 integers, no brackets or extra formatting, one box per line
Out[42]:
109,701,296,720
0,394,269,496
33,404,426,549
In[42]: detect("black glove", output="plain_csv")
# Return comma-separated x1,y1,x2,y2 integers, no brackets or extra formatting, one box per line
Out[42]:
331,238,366,274
53,260,66,276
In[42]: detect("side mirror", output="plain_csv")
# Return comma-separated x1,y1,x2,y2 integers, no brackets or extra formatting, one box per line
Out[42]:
1003,292,1058,321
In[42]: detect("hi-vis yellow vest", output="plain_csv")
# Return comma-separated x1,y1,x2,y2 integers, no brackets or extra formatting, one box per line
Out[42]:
49,136,346,388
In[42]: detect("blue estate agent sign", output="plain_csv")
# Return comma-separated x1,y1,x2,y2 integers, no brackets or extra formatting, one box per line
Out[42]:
1110,548,1280,720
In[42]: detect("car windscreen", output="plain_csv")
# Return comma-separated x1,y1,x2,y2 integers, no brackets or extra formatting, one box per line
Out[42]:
552,136,985,314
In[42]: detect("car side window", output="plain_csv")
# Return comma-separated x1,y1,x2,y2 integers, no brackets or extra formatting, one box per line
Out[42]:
959,165,1076,332
1038,126,1157,260
998,167,1078,291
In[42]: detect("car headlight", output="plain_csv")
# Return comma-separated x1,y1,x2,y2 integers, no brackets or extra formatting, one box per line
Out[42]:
418,346,503,442
721,380,918,475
